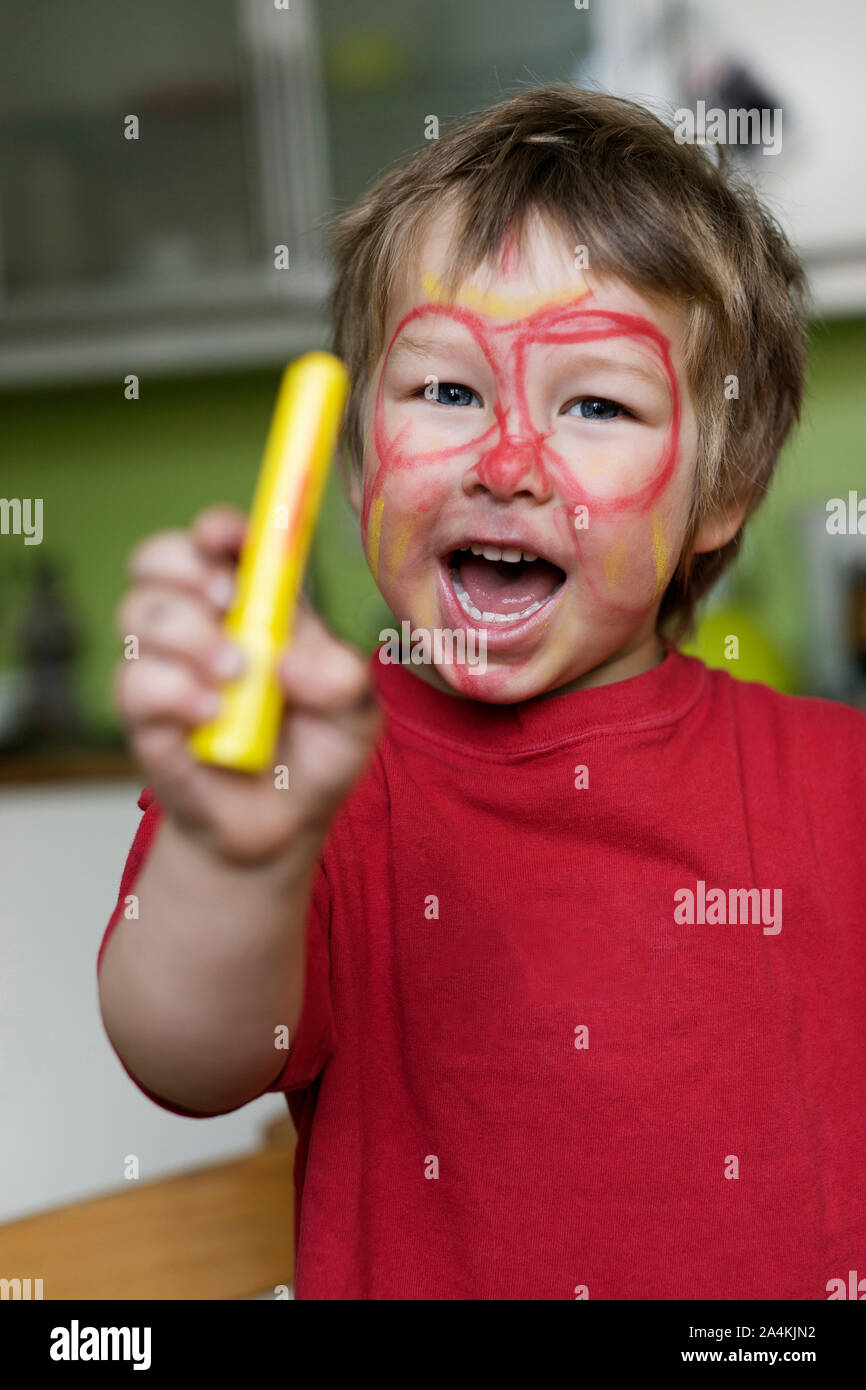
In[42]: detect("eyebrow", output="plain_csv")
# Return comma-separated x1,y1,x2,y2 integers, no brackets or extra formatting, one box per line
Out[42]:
390,336,666,389
389,332,456,360
552,351,666,390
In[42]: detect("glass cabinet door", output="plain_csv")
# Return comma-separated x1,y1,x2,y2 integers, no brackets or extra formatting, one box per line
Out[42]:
0,0,331,306
0,0,591,382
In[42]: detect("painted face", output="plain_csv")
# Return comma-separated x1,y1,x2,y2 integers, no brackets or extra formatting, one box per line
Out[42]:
359,208,700,701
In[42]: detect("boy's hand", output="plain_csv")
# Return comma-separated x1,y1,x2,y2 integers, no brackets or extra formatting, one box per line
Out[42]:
114,505,380,864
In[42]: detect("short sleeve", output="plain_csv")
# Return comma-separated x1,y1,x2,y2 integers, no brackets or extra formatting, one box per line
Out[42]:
97,783,162,974
263,856,336,1093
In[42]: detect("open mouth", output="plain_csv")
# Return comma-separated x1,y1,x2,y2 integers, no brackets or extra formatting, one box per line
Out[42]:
445,543,566,624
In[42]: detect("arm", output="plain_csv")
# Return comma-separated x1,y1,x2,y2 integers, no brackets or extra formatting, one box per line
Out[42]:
99,506,378,1117
97,815,324,1116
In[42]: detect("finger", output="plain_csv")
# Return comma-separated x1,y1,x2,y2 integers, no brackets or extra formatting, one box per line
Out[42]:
278,623,373,713
126,723,227,828
286,592,330,644
115,654,221,729
189,505,248,561
128,721,197,793
116,586,245,684
128,530,236,612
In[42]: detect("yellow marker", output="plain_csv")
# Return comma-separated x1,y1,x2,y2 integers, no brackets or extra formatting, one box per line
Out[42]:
189,351,349,772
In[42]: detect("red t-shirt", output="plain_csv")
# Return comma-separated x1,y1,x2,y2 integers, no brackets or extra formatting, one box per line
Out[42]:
98,648,866,1300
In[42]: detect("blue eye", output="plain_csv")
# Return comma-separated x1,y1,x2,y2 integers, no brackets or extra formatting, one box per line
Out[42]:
566,397,626,420
429,382,480,407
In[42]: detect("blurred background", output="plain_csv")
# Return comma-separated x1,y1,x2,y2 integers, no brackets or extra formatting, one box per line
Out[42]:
1,0,864,1298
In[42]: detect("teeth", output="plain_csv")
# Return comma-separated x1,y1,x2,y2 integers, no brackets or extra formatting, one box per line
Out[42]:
466,543,538,563
451,571,485,620
450,566,550,625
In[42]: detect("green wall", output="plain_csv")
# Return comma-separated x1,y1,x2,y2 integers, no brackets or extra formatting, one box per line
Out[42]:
1,314,864,732
0,367,389,734
682,315,866,688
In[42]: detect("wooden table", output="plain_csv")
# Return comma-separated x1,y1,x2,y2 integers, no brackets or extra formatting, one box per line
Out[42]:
0,1116,296,1300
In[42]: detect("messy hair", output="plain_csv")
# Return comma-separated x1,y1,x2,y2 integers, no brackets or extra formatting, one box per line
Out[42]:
327,82,809,638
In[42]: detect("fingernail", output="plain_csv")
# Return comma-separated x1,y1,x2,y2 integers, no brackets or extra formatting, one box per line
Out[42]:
208,573,235,611
213,642,245,680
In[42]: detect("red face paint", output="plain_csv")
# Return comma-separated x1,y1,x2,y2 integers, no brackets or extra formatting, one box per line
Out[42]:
499,232,519,279
363,292,681,547
359,284,686,699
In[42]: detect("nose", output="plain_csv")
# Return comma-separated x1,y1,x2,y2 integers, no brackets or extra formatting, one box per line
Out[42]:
462,428,553,504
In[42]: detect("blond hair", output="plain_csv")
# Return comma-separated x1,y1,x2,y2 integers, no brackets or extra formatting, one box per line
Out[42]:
327,83,809,637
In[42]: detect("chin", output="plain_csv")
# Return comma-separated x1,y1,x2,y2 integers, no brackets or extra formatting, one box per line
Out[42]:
432,654,562,704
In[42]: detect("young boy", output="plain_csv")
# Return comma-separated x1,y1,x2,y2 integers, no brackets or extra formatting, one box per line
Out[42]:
98,84,866,1300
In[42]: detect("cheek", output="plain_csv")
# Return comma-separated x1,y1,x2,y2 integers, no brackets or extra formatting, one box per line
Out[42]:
361,383,469,545
379,393,480,461
596,509,667,600
547,399,693,609
574,504,683,611
376,512,428,592
362,460,448,587
549,431,663,504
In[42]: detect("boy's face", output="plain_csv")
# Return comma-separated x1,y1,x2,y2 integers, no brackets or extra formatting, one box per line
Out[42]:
356,208,714,702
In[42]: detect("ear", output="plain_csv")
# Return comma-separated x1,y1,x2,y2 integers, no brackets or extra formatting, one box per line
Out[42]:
691,501,748,554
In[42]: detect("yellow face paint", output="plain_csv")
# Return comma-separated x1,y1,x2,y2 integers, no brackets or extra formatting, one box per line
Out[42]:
386,515,416,587
602,539,629,595
367,495,385,582
651,510,668,599
421,270,590,321
411,589,437,631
